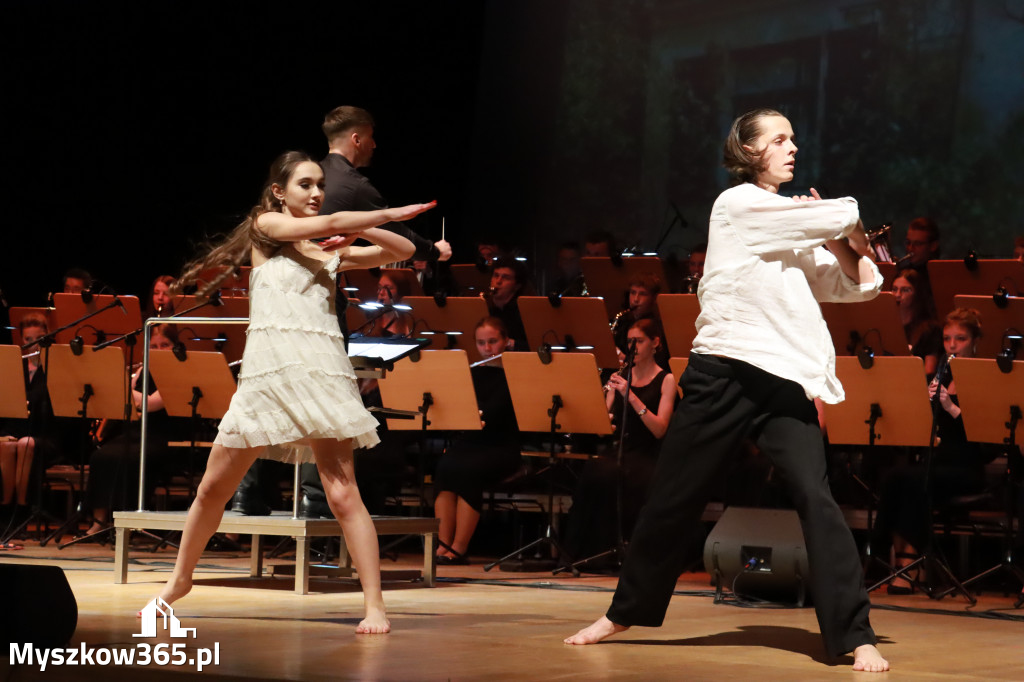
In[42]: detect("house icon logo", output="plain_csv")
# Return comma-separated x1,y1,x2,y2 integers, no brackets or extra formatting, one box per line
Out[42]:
133,598,197,638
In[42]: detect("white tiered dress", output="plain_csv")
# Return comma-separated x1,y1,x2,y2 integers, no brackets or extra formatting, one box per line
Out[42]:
214,246,380,463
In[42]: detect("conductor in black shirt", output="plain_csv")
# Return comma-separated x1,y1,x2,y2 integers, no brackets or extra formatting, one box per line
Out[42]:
318,105,452,262
292,106,453,519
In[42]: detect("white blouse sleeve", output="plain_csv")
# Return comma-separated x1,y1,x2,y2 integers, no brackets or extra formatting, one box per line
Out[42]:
807,246,883,303
726,187,861,256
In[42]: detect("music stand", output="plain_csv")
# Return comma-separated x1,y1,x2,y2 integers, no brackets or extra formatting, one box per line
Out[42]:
940,358,1024,597
827,355,975,603
668,357,689,398
378,349,481,514
377,350,481,431
519,296,618,369
52,294,141,351
820,293,910,358
344,298,369,337
37,345,127,545
113,349,236,550
0,346,28,421
656,294,701,359
820,356,981,600
824,356,931,551
402,296,490,355
823,357,932,448
580,256,666,319
170,296,249,364
484,352,613,575
952,296,1024,360
449,263,492,296
876,262,898,292
928,259,1024,319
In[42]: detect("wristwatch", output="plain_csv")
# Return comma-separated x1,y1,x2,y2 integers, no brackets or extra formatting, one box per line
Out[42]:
637,407,648,417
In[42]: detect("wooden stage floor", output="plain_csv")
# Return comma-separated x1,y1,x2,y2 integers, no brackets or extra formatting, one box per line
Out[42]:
2,539,1023,681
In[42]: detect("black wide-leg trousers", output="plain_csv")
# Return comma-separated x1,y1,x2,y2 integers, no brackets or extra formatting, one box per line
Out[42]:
606,353,876,659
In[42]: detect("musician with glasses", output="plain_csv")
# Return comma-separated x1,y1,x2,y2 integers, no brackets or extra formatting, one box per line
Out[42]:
898,217,941,317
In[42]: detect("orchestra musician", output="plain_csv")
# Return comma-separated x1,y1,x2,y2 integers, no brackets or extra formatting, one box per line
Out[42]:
565,318,676,560
433,317,522,564
0,315,53,534
871,308,996,594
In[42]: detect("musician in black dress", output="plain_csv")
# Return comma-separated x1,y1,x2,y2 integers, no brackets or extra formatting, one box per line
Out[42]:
872,308,995,593
566,318,677,559
1,315,53,531
433,317,522,564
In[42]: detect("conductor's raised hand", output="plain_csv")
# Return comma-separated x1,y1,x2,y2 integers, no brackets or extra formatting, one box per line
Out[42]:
387,200,437,222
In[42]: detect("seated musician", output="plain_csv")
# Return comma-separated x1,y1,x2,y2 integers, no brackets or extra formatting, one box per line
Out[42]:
612,273,668,371
369,271,412,337
892,269,941,376
485,256,528,351
872,308,997,594
549,241,584,297
143,275,177,318
679,242,707,293
0,315,55,533
565,318,677,562
433,317,522,565
84,324,188,535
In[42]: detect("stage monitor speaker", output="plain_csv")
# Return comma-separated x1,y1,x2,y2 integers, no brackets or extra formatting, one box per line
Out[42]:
703,506,810,606
0,563,78,648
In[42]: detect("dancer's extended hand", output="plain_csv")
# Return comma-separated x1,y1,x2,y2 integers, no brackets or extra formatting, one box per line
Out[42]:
318,233,364,252
388,200,437,222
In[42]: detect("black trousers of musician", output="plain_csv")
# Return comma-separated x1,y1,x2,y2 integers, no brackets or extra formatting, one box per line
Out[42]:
606,353,876,659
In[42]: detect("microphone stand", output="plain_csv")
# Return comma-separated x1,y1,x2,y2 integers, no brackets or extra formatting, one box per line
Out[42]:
27,297,126,354
6,299,121,543
868,354,975,603
352,304,416,337
566,339,638,572
653,202,690,253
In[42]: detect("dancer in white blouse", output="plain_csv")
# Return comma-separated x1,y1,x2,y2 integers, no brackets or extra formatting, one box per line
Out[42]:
565,109,889,672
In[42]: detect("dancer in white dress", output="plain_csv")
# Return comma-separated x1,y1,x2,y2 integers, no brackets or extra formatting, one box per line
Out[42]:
152,151,435,634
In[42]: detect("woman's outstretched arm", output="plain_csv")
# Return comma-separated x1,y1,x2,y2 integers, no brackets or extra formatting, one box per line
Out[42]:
256,201,436,242
337,228,417,271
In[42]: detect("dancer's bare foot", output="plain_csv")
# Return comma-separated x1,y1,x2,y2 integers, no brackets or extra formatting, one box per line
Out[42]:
563,616,629,645
157,575,193,608
356,606,390,634
852,644,889,672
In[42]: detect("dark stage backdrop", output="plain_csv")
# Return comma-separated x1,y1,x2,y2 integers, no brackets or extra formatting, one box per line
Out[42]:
473,0,1024,274
2,1,487,308
5,0,1024,320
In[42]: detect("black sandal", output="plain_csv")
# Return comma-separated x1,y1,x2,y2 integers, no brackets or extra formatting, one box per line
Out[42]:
886,552,920,595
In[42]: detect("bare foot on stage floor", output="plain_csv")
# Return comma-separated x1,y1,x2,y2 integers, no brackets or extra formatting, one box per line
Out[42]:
151,576,193,609
852,644,889,672
563,616,629,645
356,606,391,634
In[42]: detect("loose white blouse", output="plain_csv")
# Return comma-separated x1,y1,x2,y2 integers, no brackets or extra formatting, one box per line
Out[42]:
691,183,882,404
